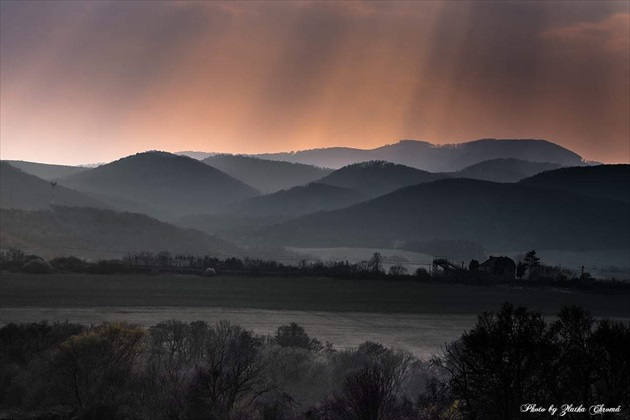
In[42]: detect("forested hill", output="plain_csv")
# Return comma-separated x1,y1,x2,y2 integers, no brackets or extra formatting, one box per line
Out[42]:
5,160,88,180
254,139,585,171
203,154,332,193
317,161,447,197
1,162,107,211
57,151,260,218
178,183,367,236
0,207,240,259
453,158,562,183
257,178,630,251
519,164,630,202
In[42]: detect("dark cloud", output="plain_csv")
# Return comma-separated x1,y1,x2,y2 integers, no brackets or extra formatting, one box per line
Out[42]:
1,1,627,164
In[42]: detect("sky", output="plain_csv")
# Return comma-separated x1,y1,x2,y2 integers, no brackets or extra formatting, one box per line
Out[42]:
1,1,628,165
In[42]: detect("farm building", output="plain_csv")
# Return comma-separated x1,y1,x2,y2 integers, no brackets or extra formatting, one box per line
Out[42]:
478,256,516,280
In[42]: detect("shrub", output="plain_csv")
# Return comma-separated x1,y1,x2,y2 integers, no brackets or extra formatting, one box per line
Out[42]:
52,323,146,416
21,258,53,274
274,323,323,352
49,256,85,272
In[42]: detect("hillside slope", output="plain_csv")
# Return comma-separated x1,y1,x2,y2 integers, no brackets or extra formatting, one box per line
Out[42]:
179,183,366,235
317,161,447,197
203,154,332,193
519,164,630,202
5,160,88,180
257,178,629,251
453,158,562,183
57,151,260,218
1,162,107,211
0,207,240,259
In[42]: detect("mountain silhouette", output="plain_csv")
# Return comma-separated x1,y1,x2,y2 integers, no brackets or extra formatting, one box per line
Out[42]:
5,160,88,180
317,161,447,197
254,139,585,171
1,162,107,210
57,151,260,219
203,154,332,193
179,183,366,235
177,151,216,160
453,158,562,183
0,207,239,260
519,164,630,202
257,178,629,251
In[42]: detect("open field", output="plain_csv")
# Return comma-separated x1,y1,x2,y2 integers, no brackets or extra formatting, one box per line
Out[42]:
2,273,629,357
0,307,477,358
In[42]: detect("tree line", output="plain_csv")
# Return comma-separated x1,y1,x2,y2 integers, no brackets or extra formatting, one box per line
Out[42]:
1,303,628,420
1,248,628,292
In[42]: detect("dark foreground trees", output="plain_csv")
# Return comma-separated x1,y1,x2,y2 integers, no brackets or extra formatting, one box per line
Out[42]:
436,303,630,420
186,321,270,419
437,304,555,420
0,305,628,419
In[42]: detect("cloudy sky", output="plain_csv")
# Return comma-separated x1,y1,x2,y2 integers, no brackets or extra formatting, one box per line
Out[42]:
1,1,628,164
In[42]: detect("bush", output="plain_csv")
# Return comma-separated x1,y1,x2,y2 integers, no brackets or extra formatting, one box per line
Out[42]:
186,321,269,419
274,323,323,352
388,264,408,276
52,323,146,417
0,248,26,271
49,256,85,272
21,258,53,274
414,267,431,280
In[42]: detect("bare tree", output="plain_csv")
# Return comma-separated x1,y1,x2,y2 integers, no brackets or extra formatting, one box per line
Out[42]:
330,343,415,420
186,321,271,419
274,322,323,351
53,323,146,416
146,320,209,419
435,303,555,420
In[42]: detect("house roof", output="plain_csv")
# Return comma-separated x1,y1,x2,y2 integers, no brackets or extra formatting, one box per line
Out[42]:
479,256,516,268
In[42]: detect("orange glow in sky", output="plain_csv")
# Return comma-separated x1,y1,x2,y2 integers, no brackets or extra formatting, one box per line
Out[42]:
1,1,628,164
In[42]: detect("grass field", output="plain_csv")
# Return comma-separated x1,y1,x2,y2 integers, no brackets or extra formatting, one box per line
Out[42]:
2,273,629,357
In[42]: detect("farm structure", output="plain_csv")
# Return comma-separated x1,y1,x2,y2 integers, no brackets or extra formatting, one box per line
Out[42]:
478,256,516,280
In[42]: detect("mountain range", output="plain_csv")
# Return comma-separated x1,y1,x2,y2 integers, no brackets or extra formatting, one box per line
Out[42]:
3,139,626,263
452,158,562,183
202,154,332,193
255,178,629,252
317,161,447,197
56,151,259,219
0,206,239,260
0,162,107,211
519,164,630,202
252,139,586,171
179,183,367,235
5,160,88,180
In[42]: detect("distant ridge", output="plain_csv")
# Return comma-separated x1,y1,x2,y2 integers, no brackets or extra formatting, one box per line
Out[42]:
57,151,259,219
203,154,332,193
257,178,629,251
317,160,447,197
519,164,630,202
0,206,240,260
179,183,366,235
229,182,366,217
0,162,107,211
177,151,216,160
453,158,562,183
253,139,585,171
5,160,88,180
